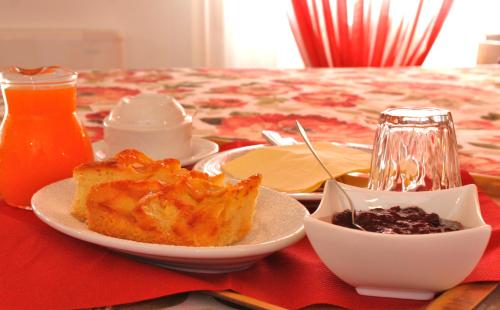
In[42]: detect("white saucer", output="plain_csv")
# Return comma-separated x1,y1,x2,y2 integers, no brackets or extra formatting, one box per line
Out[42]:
93,137,219,166
194,144,371,201
31,178,309,274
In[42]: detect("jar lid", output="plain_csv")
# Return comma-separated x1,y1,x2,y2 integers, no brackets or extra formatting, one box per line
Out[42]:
0,66,77,85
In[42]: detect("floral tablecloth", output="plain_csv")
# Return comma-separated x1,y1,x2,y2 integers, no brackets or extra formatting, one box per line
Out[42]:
75,66,500,179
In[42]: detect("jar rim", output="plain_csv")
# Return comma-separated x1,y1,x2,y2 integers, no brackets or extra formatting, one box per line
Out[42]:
0,66,77,85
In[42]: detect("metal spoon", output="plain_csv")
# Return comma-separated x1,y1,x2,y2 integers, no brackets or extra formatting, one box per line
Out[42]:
295,121,365,231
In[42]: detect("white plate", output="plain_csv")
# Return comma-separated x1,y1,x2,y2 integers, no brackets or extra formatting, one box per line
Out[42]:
193,144,371,201
31,178,309,274
93,137,219,166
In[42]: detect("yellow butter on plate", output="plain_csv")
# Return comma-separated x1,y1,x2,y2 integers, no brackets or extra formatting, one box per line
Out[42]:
222,142,371,193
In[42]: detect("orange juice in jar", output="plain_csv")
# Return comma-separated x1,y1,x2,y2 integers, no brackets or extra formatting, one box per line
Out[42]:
0,66,94,208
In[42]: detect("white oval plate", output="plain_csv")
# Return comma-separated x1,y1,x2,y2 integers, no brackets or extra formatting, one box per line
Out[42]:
93,137,219,166
31,178,309,274
193,144,371,201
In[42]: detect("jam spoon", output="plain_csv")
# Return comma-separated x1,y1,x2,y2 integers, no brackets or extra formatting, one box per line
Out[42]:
295,121,365,231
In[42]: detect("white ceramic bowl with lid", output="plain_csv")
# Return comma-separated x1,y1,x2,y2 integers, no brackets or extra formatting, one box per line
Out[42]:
103,94,192,159
304,181,491,300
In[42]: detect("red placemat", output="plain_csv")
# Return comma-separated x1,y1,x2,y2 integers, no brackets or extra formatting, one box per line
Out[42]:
0,166,498,309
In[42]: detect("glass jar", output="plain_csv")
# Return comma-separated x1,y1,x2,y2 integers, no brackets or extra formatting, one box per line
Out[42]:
0,66,94,208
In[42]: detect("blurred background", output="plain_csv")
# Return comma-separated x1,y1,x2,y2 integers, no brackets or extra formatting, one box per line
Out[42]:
0,0,498,70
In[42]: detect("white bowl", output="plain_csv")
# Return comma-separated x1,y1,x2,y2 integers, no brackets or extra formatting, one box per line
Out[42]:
103,94,192,159
304,181,491,300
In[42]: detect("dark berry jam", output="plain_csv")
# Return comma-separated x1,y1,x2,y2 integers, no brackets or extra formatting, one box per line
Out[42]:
331,206,463,234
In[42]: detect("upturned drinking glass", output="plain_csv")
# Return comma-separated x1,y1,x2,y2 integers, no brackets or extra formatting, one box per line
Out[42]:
368,107,461,192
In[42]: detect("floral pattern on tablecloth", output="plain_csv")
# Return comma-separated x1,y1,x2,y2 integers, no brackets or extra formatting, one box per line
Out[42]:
11,66,500,177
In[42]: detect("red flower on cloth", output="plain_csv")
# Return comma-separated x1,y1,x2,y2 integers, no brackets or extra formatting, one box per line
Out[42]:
478,135,500,145
77,87,141,106
456,119,500,130
368,81,494,96
84,126,104,143
84,110,110,125
157,82,202,99
157,88,194,100
459,153,500,177
210,83,299,97
195,98,248,109
115,72,173,83
77,70,124,82
273,78,339,87
209,113,374,144
405,71,459,81
193,68,285,79
293,91,361,107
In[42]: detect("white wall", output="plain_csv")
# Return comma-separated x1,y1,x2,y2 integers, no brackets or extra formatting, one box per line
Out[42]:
0,0,196,69
1,0,498,69
424,0,500,67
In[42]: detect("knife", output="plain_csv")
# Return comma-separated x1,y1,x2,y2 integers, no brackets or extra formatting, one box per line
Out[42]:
261,129,372,151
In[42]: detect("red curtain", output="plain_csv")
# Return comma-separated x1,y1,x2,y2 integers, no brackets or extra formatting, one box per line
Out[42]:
289,0,454,67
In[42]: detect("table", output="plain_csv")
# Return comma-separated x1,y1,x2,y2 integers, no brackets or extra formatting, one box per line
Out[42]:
75,66,500,197
73,66,500,308
1,66,499,309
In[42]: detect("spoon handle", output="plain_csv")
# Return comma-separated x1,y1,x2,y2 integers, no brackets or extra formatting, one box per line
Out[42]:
295,121,335,180
296,121,365,231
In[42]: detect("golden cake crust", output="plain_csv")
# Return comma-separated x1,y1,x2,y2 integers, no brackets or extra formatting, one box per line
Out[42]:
86,175,261,246
71,149,261,246
71,149,223,221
